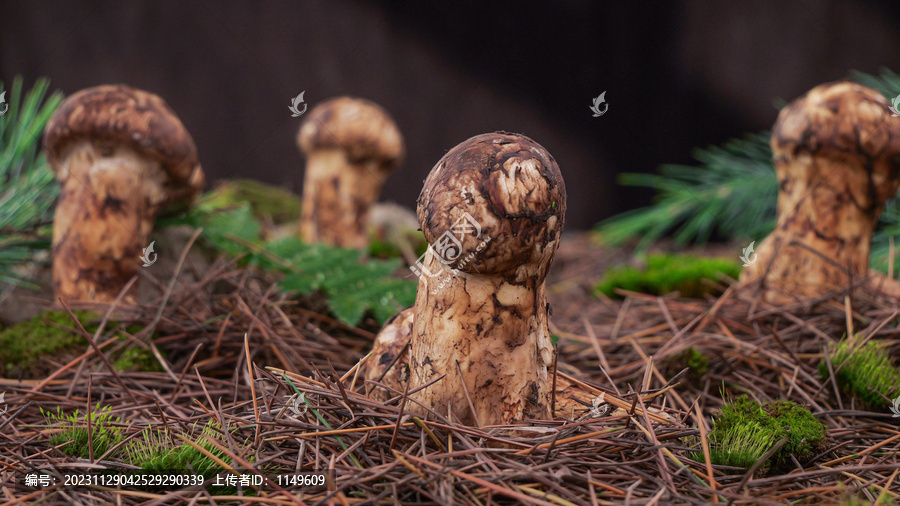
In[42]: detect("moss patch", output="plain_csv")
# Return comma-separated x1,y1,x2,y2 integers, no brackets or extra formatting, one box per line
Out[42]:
368,230,428,260
43,405,124,459
820,336,900,410
203,179,302,225
0,310,96,377
114,346,164,372
125,422,232,476
595,254,740,298
666,346,709,381
694,396,826,475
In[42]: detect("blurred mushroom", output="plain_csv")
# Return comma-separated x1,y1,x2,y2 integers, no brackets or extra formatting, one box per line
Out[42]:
738,81,900,302
297,97,404,249
44,84,205,304
365,132,566,425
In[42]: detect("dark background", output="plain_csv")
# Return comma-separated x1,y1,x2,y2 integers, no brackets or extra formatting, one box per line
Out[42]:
3,0,900,229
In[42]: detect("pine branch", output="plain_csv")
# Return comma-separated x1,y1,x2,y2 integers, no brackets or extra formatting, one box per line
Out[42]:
0,77,63,289
595,132,777,251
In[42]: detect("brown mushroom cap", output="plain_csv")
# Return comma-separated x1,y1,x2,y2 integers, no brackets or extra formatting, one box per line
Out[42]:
772,81,900,206
297,97,404,168
417,132,566,280
44,84,204,201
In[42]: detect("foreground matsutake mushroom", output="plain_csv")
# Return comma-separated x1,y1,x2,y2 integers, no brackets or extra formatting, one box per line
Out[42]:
738,81,900,303
365,132,574,426
44,85,205,304
297,97,404,249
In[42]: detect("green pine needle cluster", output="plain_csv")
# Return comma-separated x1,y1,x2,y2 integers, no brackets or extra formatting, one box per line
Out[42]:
0,77,63,289
595,132,777,251
693,395,826,475
819,336,900,409
594,254,740,298
42,404,124,459
595,68,900,274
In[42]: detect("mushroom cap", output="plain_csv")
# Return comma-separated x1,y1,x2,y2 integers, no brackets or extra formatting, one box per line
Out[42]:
417,132,566,279
44,84,205,202
297,97,404,168
772,81,900,204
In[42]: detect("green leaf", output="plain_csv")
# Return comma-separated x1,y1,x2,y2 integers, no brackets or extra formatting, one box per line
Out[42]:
259,238,416,326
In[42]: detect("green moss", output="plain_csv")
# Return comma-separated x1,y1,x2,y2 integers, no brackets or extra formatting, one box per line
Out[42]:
125,422,233,476
667,347,709,380
693,396,826,475
203,179,302,225
368,229,428,260
595,254,741,298
0,310,96,376
368,237,402,259
114,346,164,372
123,421,257,493
819,336,900,409
43,405,124,459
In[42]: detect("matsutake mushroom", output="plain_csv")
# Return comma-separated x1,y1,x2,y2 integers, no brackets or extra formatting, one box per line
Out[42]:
296,97,404,249
44,84,205,304
738,81,900,303
364,132,569,426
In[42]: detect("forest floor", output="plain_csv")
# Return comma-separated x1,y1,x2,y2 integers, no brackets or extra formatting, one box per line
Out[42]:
1,231,898,505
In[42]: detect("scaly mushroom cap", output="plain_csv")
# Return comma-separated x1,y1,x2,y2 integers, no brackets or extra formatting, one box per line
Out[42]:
417,132,566,282
772,81,900,212
44,84,205,203
297,97,404,169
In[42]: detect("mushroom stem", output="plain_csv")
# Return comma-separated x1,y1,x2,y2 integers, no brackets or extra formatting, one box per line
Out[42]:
738,81,900,302
52,142,165,303
299,150,386,249
297,97,404,250
409,252,554,426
